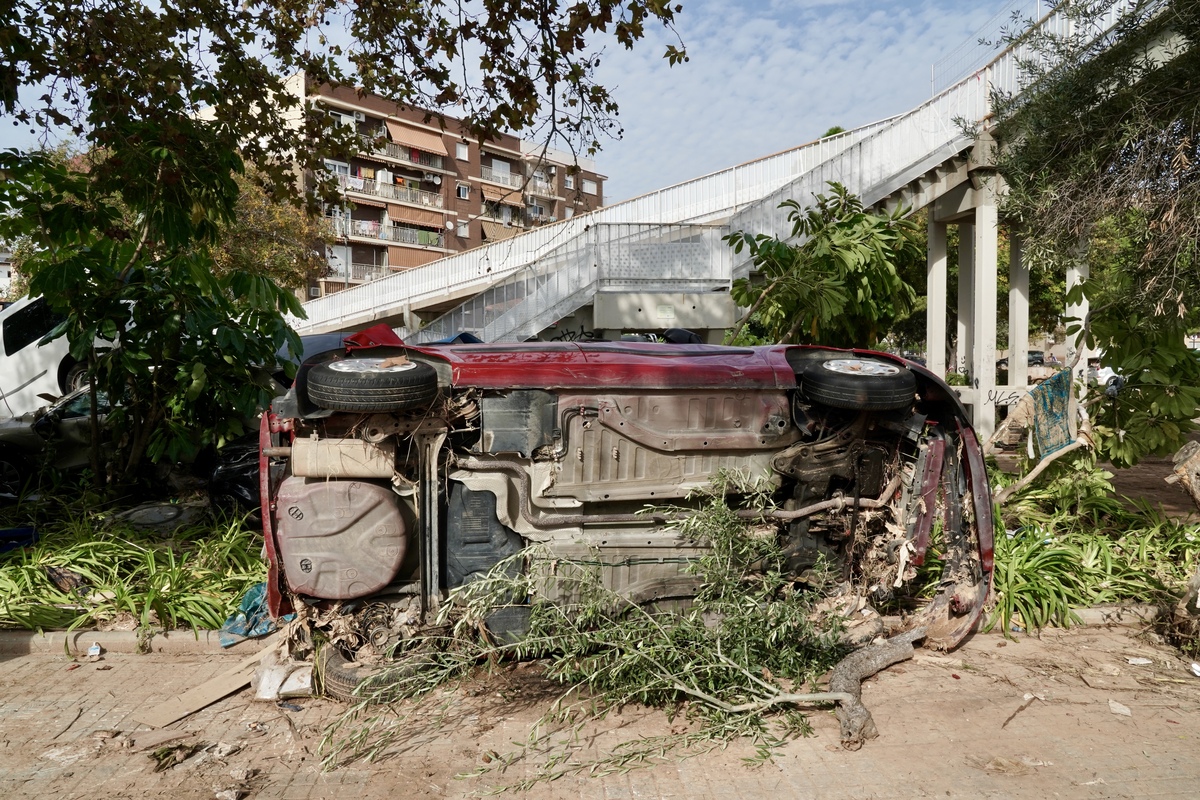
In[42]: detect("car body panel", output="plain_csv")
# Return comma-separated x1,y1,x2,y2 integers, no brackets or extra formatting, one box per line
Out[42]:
0,296,73,419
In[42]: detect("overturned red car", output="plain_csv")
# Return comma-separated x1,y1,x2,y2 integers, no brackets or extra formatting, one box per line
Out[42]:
260,326,993,667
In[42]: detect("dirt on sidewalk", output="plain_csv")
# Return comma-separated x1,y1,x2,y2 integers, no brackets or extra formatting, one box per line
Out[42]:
2,623,1199,800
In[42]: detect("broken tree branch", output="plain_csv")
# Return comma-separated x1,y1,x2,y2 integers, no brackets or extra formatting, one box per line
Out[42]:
829,627,926,748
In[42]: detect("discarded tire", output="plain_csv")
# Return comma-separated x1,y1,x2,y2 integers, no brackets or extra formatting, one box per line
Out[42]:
316,645,432,704
801,358,916,411
307,358,439,413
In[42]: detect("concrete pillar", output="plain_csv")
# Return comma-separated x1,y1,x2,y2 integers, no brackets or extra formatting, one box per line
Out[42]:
927,219,949,377
1008,233,1029,389
972,195,999,443
956,223,975,376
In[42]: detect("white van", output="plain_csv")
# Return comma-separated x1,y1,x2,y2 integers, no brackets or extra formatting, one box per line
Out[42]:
0,296,80,419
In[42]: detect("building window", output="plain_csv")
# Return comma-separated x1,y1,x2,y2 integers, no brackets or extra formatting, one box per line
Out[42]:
456,142,469,161
582,179,597,195
456,183,470,200
457,220,469,237
563,173,574,190
564,207,574,219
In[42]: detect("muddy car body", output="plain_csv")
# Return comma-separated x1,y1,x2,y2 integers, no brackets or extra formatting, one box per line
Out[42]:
261,327,993,654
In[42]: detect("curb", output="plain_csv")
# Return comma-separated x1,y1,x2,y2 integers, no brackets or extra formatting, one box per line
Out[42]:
0,605,1163,658
0,628,271,656
1071,604,1159,627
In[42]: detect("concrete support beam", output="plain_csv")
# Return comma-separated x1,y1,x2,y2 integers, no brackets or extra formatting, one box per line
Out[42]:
972,191,999,443
927,219,949,377
1008,233,1029,389
956,223,974,375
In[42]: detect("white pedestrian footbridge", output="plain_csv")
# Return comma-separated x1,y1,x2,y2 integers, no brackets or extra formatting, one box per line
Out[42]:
291,0,1176,440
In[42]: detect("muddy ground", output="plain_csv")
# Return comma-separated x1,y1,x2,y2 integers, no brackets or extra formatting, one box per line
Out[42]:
3,624,1199,799
2,456,1199,799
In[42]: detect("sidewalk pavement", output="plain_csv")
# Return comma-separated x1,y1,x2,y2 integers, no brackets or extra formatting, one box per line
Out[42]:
2,622,1199,799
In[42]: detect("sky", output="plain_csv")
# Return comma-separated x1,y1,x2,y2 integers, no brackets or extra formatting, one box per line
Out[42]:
0,0,1046,205
594,0,1044,202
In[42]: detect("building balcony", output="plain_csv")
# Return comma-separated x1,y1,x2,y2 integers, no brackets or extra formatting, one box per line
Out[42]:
333,173,444,208
480,166,524,189
526,211,557,226
526,176,555,197
325,263,389,284
326,216,445,248
358,136,445,171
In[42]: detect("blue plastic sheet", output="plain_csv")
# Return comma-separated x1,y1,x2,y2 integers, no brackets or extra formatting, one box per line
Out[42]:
0,527,37,554
220,582,293,647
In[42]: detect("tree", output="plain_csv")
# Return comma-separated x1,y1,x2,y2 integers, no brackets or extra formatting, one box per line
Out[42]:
0,0,683,489
0,147,303,485
726,183,923,348
991,0,1200,466
213,169,333,292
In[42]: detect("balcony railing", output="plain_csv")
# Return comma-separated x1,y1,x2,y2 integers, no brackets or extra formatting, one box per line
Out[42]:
526,176,555,196
480,166,523,188
326,216,445,248
332,173,444,208
359,136,444,170
326,263,389,283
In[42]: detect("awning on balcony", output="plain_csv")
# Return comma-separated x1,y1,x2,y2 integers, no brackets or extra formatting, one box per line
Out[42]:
387,204,444,228
385,120,448,156
388,246,440,269
349,196,387,209
480,184,523,207
481,221,519,242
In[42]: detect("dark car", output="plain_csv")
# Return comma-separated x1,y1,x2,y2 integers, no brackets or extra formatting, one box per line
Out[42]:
997,350,1045,369
259,326,995,681
0,387,110,498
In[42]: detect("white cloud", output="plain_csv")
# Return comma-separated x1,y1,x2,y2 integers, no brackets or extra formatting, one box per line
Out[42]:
594,0,1021,202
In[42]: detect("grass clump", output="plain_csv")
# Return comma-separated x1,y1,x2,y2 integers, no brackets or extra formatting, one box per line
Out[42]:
0,501,266,633
320,475,850,786
987,452,1200,635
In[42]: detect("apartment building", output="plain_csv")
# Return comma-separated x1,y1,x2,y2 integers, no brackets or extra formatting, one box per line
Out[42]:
290,78,607,298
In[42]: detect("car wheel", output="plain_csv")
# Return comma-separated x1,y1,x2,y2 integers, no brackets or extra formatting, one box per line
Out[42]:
316,644,433,704
0,447,33,498
63,361,90,393
801,358,917,411
306,358,439,413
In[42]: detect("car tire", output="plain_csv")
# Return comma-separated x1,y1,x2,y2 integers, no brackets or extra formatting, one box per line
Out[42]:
0,447,33,498
306,358,439,413
63,361,89,393
316,645,433,704
801,358,916,411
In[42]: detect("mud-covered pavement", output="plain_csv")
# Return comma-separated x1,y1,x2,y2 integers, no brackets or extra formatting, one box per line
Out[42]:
2,623,1199,800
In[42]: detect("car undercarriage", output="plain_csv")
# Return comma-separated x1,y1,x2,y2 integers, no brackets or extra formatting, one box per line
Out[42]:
260,329,994,680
